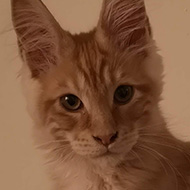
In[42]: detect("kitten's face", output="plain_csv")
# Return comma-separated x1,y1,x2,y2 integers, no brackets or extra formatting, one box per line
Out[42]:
12,0,163,161
38,36,158,159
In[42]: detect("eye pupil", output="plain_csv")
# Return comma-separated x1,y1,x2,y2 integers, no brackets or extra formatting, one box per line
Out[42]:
117,88,129,99
65,96,77,106
60,94,82,111
114,85,134,105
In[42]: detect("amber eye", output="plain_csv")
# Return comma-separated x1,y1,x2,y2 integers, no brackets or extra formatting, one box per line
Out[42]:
114,85,134,105
60,94,83,111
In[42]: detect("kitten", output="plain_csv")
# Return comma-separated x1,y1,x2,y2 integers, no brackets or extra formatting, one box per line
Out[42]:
11,0,190,189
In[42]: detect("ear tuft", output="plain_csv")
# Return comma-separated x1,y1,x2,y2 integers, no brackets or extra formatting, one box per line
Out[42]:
97,0,151,53
11,0,73,77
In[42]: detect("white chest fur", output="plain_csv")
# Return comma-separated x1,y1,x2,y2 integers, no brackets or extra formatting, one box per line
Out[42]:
50,158,117,190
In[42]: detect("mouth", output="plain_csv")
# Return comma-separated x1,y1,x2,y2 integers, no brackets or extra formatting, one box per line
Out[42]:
101,150,112,156
93,149,117,159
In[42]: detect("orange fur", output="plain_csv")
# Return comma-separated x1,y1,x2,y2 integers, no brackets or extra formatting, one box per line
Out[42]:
11,0,190,189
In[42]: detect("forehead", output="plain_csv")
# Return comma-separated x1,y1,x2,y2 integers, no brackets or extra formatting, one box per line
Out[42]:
42,32,147,99
70,32,143,90
73,35,115,91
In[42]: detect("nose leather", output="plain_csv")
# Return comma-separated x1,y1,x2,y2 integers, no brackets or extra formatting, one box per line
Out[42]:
93,132,118,146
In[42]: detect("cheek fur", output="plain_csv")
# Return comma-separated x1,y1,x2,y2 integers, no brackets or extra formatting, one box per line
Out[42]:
46,109,78,131
66,129,107,157
44,102,92,140
110,128,139,154
128,98,151,121
116,92,152,121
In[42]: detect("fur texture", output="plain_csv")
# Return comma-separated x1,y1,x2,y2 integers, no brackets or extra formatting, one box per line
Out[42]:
11,0,190,189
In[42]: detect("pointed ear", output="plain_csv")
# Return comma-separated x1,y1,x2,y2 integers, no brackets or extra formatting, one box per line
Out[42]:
11,0,74,77
96,0,152,53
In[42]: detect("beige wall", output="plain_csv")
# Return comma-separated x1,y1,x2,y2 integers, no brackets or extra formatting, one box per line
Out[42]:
0,0,189,189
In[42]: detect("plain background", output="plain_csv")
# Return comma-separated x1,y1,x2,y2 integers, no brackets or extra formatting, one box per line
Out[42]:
0,0,189,189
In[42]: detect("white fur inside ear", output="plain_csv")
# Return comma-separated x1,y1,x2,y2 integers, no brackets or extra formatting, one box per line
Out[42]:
12,0,64,77
98,0,149,49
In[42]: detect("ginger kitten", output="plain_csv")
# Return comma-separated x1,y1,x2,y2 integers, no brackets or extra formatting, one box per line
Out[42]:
11,0,190,189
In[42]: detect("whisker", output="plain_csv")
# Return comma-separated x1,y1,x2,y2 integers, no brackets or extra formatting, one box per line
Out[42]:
138,145,188,189
43,146,74,166
137,146,169,176
138,121,167,130
139,139,190,163
35,139,68,149
139,133,175,140
131,149,146,168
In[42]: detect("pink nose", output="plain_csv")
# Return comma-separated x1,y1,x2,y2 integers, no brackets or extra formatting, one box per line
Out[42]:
93,132,118,146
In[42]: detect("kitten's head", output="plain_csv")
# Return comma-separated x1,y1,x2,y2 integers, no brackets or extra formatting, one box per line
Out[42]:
12,0,163,161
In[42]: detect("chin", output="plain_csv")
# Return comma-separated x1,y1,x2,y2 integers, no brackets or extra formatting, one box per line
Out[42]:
82,148,131,169
91,153,125,169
